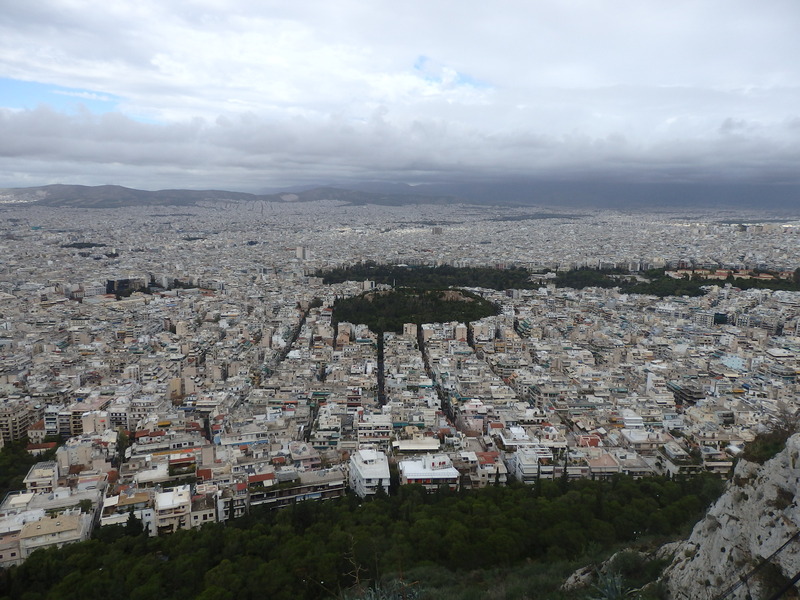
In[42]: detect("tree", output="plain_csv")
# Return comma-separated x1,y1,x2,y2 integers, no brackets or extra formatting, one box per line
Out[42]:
374,480,388,499
559,450,570,492
117,428,130,458
0,440,56,497
125,511,145,536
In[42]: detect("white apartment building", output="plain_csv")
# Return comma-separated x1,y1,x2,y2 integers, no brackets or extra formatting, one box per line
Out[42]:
398,454,460,491
349,449,391,498
154,485,191,535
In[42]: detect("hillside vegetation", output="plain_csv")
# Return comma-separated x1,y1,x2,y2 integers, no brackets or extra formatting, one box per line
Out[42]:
0,474,724,600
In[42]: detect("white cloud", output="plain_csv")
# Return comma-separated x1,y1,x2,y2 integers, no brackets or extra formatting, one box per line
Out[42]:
51,90,114,102
0,0,799,190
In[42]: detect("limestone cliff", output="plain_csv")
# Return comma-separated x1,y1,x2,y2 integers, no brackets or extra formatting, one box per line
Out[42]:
663,434,800,599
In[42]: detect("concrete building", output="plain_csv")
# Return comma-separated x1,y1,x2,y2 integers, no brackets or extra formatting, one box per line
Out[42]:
399,454,460,491
23,461,59,494
19,514,90,558
349,449,390,497
154,485,191,535
0,398,36,443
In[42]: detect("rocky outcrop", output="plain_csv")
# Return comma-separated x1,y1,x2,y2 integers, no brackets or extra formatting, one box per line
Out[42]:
663,434,800,599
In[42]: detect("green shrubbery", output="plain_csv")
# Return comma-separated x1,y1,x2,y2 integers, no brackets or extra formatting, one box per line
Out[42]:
741,419,797,465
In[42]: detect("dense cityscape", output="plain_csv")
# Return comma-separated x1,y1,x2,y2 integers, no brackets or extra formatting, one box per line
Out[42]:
3,0,800,596
1,197,800,580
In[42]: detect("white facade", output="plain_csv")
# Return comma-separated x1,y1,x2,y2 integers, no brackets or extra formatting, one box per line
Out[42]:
154,485,191,535
398,454,460,491
349,449,390,497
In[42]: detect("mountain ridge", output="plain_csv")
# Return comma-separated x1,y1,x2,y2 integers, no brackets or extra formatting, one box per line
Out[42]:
1,180,799,210
0,184,462,209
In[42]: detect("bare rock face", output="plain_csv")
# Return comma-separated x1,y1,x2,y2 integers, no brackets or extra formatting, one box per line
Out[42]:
662,434,800,599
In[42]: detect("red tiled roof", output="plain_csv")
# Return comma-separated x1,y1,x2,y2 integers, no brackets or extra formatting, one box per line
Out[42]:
476,451,499,465
26,442,57,451
577,434,601,447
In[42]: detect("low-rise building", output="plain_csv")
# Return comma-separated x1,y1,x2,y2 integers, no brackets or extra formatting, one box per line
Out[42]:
23,461,59,494
154,485,191,535
399,454,460,491
19,514,91,558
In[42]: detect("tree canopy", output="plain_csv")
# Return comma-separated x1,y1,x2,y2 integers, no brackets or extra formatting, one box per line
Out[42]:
318,263,800,299
317,263,535,291
0,441,56,498
0,474,725,600
332,288,498,334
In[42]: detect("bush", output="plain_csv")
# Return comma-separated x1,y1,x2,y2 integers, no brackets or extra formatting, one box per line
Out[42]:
742,418,797,465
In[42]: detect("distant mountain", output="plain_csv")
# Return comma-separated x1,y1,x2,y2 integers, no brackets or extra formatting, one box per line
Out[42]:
1,180,798,210
0,184,255,208
0,184,461,209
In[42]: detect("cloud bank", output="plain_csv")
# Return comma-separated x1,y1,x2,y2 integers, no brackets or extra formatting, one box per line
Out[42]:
1,0,799,191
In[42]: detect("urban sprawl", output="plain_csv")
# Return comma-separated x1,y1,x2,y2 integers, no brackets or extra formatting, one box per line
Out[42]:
1,198,800,565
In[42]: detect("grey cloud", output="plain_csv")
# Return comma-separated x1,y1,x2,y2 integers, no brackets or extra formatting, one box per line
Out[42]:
719,118,750,135
1,1,800,190
2,103,799,191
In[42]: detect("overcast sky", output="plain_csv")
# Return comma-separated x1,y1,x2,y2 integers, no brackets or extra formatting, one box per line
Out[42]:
1,0,799,192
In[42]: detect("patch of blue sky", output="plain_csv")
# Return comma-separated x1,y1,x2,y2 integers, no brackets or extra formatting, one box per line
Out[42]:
452,71,491,89
412,55,490,90
413,55,430,71
0,77,119,113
